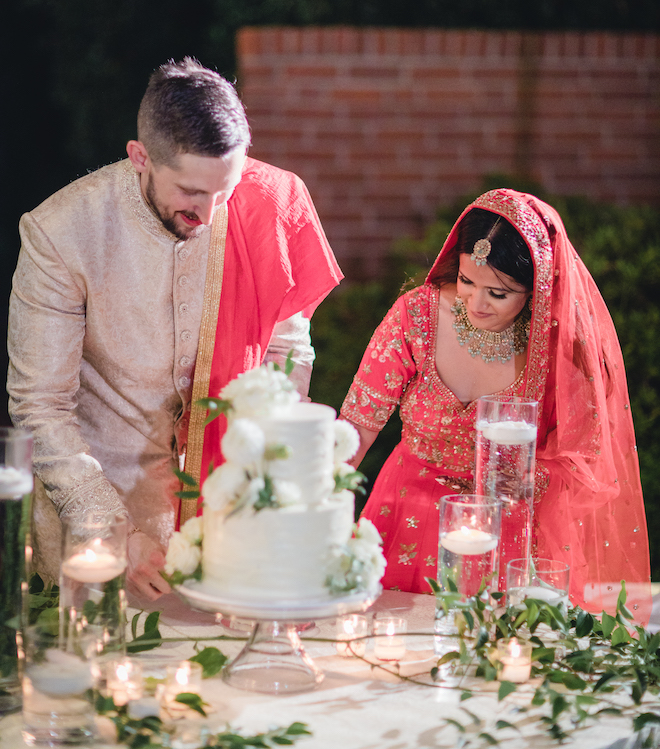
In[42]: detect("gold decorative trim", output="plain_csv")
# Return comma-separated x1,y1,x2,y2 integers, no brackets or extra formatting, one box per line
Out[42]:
180,205,229,525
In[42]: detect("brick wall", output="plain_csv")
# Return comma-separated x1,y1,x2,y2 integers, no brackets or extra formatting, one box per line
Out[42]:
237,28,660,277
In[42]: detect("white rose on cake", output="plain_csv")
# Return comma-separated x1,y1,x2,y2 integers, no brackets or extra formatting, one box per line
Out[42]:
201,462,247,511
180,516,203,545
164,532,201,576
221,418,266,465
220,363,300,419
333,420,360,464
272,479,302,507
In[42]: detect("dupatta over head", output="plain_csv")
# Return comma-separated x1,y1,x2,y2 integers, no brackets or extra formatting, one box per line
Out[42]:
427,189,651,622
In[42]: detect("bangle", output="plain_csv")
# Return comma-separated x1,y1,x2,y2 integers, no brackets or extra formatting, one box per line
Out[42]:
127,526,142,539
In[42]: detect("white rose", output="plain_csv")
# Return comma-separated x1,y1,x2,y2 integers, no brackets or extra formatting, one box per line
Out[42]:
220,364,299,419
240,477,266,509
331,489,354,504
356,518,383,547
272,479,302,507
221,419,266,465
335,462,355,479
333,420,360,463
202,462,247,511
181,516,203,545
164,532,201,576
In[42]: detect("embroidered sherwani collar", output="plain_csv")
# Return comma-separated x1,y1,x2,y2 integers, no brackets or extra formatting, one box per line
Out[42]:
119,159,210,244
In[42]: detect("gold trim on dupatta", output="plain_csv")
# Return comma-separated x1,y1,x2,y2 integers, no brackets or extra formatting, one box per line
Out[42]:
180,204,228,525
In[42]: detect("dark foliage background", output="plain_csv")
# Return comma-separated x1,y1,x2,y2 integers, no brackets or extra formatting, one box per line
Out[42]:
1,2,658,569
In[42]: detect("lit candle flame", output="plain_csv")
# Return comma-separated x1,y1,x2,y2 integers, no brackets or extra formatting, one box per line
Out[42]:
84,548,97,563
509,638,521,658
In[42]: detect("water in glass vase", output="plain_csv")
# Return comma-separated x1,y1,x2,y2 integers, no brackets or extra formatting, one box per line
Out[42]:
475,419,536,589
0,466,33,714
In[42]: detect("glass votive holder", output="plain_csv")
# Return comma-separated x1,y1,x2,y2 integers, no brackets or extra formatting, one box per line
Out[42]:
159,661,203,713
506,557,570,608
496,637,532,683
127,696,162,720
336,615,368,657
373,616,407,661
106,657,143,706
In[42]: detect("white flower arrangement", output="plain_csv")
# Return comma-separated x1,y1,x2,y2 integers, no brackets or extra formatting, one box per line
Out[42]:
219,362,300,419
164,517,203,582
326,518,387,594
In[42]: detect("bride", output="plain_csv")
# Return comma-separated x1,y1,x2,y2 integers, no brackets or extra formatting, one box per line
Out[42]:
341,189,651,622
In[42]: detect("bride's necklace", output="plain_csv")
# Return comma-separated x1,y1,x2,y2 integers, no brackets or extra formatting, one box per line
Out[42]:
451,296,529,363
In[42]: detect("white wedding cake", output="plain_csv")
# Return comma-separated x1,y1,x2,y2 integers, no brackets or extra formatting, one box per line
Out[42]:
164,363,386,603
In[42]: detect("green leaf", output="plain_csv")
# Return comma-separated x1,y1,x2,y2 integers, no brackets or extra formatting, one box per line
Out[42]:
601,612,617,638
532,647,555,664
593,671,618,691
576,610,594,638
495,720,519,732
285,722,312,736
611,626,630,646
444,718,466,733
551,694,568,720
174,468,198,487
175,490,200,500
284,350,295,377
616,580,627,610
633,713,660,731
131,612,140,640
426,577,441,594
436,651,460,666
144,611,160,631
498,681,517,700
562,673,587,690
189,647,228,678
475,626,489,649
460,707,480,725
174,692,208,716
460,690,473,702
478,732,499,745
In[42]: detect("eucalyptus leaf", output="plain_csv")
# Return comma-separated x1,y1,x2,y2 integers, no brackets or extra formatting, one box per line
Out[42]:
498,681,517,700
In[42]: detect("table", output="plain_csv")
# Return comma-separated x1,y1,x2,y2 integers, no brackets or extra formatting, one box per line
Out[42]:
2,590,658,749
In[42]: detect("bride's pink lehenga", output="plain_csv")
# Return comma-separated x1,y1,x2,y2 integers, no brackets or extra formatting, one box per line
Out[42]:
341,189,651,624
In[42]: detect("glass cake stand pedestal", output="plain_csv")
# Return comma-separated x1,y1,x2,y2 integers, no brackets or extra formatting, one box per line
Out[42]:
176,581,380,694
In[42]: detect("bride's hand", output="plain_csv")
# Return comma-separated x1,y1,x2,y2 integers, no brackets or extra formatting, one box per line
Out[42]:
126,531,171,601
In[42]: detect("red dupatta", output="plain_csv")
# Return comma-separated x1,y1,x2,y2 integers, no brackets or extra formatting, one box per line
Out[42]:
427,189,651,622
180,158,342,525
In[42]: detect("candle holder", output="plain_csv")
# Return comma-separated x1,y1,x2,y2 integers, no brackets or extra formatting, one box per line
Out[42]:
497,637,532,683
336,615,368,657
159,661,203,714
21,622,97,745
373,616,407,661
59,512,128,658
506,557,570,608
435,494,501,651
474,396,538,590
107,657,143,706
0,428,33,716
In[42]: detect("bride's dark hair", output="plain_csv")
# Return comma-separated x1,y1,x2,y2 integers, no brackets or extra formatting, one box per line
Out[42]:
428,208,534,291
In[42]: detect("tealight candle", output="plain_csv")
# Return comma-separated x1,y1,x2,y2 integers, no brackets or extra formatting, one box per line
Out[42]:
26,650,94,697
440,526,498,556
336,615,368,657
61,541,127,584
107,657,143,706
160,661,203,712
373,617,407,661
497,637,532,683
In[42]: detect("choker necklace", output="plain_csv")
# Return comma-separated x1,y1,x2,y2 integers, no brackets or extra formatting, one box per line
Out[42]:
451,296,529,363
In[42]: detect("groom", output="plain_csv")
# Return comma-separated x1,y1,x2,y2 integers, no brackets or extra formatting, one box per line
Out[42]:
7,58,342,601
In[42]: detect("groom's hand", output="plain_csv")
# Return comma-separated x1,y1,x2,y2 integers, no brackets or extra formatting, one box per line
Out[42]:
126,532,171,601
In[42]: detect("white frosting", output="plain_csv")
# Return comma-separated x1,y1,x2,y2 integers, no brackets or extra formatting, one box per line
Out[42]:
202,401,355,601
202,496,354,601
256,402,336,504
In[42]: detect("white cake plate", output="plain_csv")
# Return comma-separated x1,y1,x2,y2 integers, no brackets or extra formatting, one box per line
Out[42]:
176,580,380,694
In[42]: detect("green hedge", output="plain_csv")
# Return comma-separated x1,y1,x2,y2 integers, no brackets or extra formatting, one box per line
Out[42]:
309,177,660,578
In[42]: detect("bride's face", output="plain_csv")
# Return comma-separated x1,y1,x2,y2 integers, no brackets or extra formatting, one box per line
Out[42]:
456,255,531,333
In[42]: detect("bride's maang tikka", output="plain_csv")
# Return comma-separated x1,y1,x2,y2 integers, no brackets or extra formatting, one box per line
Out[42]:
470,217,501,266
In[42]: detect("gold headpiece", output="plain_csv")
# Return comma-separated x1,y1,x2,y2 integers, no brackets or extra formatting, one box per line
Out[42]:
471,238,491,266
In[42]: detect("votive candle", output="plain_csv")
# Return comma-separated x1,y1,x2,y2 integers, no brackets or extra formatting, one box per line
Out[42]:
373,617,407,661
107,657,143,706
336,615,368,657
160,661,203,712
497,637,532,683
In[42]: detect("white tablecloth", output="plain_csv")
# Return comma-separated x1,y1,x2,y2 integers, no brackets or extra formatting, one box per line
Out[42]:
2,589,658,749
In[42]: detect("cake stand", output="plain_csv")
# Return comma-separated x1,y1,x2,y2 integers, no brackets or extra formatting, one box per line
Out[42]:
176,580,380,694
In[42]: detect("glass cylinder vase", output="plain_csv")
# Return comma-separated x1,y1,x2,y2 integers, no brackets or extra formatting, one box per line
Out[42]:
0,428,33,715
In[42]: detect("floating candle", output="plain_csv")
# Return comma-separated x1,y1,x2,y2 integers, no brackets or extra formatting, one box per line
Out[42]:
508,585,568,607
440,527,498,556
61,546,127,584
107,658,143,706
477,420,537,445
27,650,94,696
497,637,532,683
